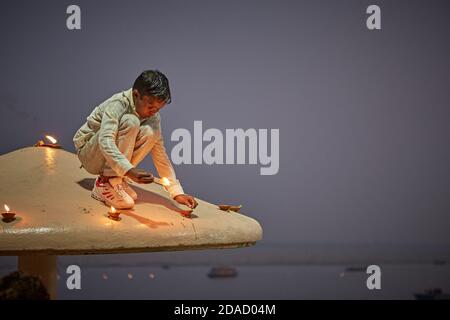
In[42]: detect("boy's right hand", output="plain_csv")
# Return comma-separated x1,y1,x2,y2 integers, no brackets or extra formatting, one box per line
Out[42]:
125,167,154,184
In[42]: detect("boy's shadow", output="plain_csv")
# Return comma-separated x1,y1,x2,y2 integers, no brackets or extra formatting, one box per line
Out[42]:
77,178,196,220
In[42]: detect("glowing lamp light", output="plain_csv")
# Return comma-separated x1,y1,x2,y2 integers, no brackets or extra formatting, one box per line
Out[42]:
35,135,62,149
161,177,170,187
107,206,121,221
45,135,58,144
2,204,16,222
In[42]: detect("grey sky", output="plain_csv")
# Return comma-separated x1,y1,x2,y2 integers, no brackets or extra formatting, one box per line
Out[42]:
0,0,449,246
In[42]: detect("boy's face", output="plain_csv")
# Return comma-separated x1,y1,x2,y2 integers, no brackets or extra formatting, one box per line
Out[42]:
133,89,167,118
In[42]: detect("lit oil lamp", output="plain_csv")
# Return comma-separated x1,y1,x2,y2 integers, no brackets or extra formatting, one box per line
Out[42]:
2,204,16,222
156,177,194,217
34,135,62,149
154,177,171,187
107,206,121,221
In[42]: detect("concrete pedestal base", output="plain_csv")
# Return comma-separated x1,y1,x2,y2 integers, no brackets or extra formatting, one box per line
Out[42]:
18,254,57,299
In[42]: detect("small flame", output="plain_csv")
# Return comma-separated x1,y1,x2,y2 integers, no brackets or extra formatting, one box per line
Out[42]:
110,206,116,213
161,177,170,187
4,204,10,212
45,135,57,144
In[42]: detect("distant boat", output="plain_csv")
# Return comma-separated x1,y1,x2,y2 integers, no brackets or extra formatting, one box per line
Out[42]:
414,288,450,300
207,266,238,278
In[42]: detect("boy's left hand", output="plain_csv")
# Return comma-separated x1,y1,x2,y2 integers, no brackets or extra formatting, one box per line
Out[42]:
174,194,198,209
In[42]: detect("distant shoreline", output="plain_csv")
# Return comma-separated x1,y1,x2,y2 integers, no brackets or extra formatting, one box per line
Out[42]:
1,243,449,269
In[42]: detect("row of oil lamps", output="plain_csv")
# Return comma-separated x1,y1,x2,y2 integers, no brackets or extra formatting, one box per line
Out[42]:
3,202,240,223
1,204,121,223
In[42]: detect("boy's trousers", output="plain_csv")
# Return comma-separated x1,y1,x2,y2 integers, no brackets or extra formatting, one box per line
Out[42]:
77,114,158,177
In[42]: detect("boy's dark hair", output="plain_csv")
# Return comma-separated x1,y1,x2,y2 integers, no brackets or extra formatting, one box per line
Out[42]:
133,70,172,104
0,271,50,300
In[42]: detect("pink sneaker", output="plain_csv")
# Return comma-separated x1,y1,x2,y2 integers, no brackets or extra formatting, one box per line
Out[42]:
91,177,134,209
122,178,138,201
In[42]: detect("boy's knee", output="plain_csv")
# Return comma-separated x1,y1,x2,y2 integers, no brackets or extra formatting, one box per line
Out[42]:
139,125,156,138
119,114,140,131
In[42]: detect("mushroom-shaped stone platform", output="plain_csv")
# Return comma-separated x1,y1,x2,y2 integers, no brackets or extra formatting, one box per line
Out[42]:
0,147,263,298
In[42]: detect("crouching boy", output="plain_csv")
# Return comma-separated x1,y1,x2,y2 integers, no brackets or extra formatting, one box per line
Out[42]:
73,70,197,210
